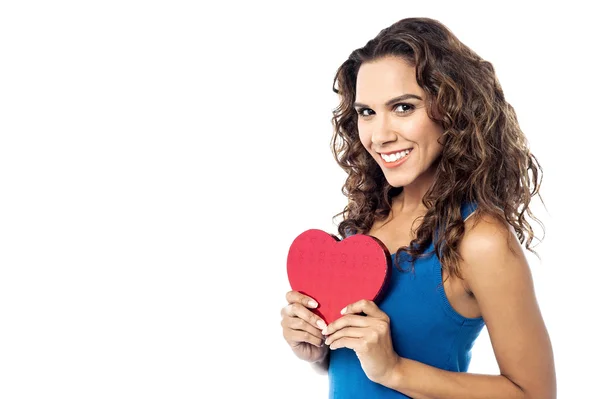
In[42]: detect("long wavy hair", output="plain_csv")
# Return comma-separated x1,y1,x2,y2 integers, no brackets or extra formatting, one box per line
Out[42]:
331,17,544,278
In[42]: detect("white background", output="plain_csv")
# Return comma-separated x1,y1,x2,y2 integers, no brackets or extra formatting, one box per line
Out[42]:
1,1,598,398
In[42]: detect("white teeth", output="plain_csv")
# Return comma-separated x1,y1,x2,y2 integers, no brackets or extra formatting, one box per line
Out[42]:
381,149,411,163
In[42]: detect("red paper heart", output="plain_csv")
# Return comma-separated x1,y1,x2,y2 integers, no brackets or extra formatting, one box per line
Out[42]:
286,229,392,325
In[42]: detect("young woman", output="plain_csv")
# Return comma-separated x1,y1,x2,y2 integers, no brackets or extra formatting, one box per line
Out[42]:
280,17,555,398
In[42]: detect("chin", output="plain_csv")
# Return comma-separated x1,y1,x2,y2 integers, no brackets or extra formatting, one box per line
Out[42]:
384,175,412,188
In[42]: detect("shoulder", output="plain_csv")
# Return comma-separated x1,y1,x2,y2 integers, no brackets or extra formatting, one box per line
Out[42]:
458,211,526,289
461,211,520,260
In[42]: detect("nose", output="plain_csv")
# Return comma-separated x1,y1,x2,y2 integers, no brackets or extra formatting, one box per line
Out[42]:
370,113,396,147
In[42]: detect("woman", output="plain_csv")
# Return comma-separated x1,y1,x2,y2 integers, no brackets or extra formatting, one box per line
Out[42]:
280,17,555,398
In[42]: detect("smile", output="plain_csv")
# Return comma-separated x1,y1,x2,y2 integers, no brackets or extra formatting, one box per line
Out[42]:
379,149,413,167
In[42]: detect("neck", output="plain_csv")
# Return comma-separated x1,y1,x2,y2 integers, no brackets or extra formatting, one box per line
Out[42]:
393,166,437,214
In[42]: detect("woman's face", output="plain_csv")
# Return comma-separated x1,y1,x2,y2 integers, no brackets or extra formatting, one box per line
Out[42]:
355,56,444,188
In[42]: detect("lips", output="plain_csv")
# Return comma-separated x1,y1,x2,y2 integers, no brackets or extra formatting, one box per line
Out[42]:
379,148,412,168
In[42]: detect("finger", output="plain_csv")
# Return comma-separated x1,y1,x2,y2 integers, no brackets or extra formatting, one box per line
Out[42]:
323,314,372,336
285,290,319,309
286,328,325,348
330,337,360,351
324,326,365,346
284,303,327,330
281,316,323,338
343,299,389,321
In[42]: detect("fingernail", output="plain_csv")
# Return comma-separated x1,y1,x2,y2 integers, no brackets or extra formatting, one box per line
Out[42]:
322,327,328,335
340,307,347,315
317,320,326,329
308,299,318,308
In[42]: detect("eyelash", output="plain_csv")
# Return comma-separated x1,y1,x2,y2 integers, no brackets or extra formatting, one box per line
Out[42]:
356,103,414,118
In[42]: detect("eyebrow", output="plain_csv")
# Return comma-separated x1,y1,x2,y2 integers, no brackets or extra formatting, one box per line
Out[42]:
353,94,423,109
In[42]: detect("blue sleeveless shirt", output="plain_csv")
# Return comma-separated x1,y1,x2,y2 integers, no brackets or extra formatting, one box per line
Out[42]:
328,203,485,398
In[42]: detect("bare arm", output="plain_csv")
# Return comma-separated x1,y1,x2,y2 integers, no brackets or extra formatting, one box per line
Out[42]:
379,214,556,398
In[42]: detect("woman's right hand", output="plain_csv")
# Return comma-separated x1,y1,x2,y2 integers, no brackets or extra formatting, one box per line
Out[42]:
281,290,329,364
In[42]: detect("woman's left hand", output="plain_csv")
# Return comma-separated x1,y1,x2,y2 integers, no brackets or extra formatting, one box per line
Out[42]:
322,299,400,384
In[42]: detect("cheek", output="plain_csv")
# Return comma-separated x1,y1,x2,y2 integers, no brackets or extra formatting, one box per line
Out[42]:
426,134,444,162
413,120,443,149
358,129,370,149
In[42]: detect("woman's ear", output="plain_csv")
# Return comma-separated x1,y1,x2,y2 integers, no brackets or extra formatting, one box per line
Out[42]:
426,96,444,124
437,132,449,146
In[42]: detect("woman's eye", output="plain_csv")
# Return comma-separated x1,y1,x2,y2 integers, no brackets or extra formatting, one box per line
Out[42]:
356,104,414,118
394,103,414,113
356,108,373,117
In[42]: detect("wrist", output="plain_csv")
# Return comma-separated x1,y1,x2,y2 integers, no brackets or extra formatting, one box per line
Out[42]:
309,347,330,374
314,346,330,364
379,355,404,389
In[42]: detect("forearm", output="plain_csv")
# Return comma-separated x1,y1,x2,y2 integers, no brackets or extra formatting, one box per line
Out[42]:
381,357,532,399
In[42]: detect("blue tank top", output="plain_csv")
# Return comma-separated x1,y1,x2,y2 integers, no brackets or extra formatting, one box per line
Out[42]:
328,202,485,398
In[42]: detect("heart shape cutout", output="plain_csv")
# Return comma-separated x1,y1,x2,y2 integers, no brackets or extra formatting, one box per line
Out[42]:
286,229,392,325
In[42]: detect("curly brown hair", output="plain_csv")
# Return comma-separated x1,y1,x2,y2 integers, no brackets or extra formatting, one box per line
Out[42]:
331,17,544,279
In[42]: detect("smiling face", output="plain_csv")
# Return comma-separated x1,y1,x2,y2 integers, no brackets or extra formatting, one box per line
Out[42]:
355,56,444,189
